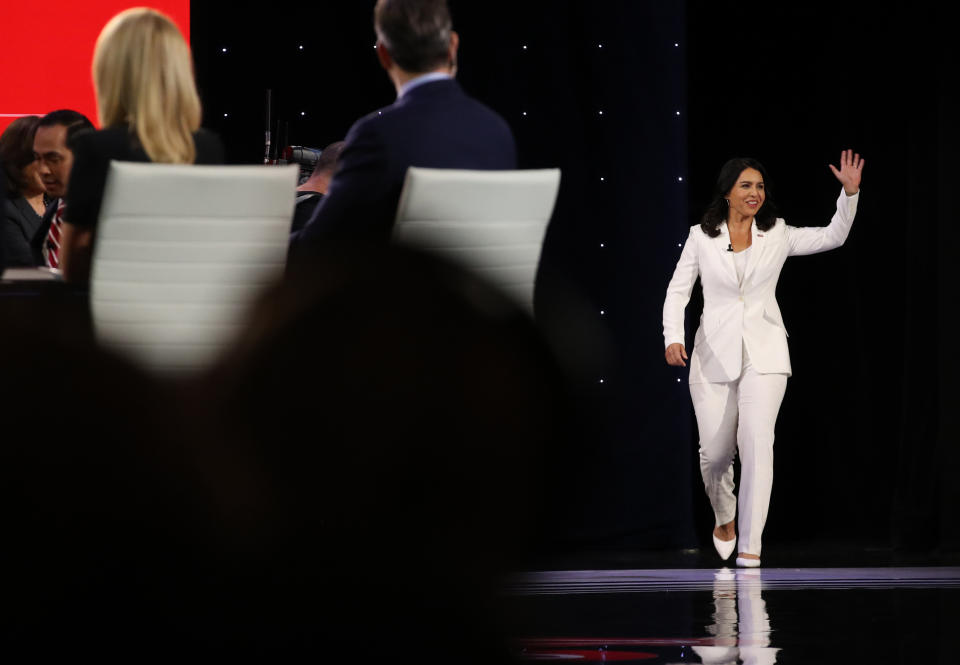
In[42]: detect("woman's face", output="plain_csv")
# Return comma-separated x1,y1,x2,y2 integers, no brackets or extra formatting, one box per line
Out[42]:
725,167,765,219
21,157,46,196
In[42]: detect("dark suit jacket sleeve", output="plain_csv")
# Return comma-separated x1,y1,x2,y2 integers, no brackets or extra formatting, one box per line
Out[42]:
2,198,41,267
290,192,324,234
2,200,29,267
293,118,393,245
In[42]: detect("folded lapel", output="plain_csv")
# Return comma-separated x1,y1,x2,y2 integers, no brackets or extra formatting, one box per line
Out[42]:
714,224,738,285
743,220,766,284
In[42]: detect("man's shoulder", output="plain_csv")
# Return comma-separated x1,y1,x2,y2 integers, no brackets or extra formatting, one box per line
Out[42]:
409,80,502,116
335,78,516,174
369,79,501,119
352,83,510,144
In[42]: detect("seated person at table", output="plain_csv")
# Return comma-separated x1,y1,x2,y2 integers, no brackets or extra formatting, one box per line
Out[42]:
61,8,224,285
291,0,517,254
31,109,95,268
1,116,50,267
292,140,345,234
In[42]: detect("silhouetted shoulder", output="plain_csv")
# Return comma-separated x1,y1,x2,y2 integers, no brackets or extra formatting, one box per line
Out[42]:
68,125,130,159
193,129,225,164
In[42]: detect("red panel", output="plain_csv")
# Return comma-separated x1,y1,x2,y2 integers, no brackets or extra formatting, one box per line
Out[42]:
0,1,190,133
522,650,657,661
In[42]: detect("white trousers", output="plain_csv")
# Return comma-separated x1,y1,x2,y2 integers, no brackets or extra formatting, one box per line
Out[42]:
689,353,787,556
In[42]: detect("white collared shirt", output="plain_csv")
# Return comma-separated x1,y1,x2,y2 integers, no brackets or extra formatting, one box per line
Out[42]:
398,72,453,99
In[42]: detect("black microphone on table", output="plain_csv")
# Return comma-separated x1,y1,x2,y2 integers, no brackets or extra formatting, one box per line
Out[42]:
727,243,733,252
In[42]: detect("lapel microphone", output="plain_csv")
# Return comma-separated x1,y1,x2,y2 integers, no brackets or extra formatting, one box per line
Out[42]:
727,243,733,252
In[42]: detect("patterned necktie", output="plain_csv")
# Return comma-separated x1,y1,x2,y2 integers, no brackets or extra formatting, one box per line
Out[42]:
45,199,66,268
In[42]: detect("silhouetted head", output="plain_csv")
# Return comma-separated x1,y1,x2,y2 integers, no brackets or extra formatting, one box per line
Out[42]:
201,243,570,660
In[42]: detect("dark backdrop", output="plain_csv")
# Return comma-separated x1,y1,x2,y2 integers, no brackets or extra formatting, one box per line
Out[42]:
686,0,957,554
191,0,957,555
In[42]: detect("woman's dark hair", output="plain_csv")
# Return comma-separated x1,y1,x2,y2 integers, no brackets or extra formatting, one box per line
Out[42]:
700,157,777,238
0,115,41,197
374,0,453,73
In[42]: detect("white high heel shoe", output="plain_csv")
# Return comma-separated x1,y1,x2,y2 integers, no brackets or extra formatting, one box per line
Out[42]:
736,555,761,568
712,532,736,560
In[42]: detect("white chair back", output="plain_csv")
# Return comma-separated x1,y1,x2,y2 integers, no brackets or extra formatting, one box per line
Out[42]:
393,167,561,312
90,162,297,374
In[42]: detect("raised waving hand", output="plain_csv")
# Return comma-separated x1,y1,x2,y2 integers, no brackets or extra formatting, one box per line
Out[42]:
829,149,864,196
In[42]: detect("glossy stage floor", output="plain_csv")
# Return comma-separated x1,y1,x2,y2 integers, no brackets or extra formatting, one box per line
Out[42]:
503,552,960,664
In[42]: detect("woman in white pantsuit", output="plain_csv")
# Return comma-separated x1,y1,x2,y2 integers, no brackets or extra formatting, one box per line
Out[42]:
663,151,864,567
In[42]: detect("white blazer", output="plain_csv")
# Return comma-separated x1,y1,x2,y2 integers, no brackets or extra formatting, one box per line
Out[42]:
663,189,859,384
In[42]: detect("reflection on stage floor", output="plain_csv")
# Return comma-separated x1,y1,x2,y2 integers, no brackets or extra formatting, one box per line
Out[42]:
504,566,960,663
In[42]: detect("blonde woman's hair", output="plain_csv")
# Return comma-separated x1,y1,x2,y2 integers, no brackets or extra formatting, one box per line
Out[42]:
93,7,201,164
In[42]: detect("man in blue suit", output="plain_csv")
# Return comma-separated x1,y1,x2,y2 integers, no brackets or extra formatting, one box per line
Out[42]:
291,0,517,252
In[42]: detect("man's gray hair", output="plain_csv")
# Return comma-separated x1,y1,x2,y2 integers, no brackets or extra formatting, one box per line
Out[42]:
374,0,453,74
